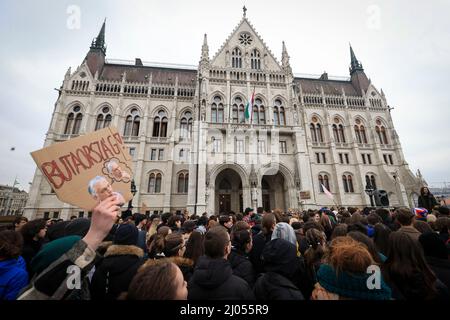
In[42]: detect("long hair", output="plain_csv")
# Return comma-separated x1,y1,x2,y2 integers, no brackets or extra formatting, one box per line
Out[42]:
303,228,326,278
347,231,383,264
125,261,179,300
383,231,438,299
373,223,391,256
147,226,171,258
183,231,204,265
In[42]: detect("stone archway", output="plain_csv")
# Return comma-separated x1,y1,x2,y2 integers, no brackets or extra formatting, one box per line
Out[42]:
261,172,287,212
215,168,243,214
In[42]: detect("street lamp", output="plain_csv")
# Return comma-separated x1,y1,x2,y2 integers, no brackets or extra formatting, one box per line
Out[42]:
128,179,137,211
365,181,375,207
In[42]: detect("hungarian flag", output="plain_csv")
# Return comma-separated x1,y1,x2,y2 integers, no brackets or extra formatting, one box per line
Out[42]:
245,89,255,121
321,184,334,199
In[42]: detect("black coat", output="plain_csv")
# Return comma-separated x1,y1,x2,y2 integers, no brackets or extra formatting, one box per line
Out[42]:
418,194,437,212
90,245,144,300
425,256,450,290
249,231,272,275
22,239,43,277
254,272,304,300
188,256,255,300
228,248,255,287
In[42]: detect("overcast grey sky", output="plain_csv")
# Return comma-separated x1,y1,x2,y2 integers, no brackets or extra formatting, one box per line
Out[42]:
0,0,449,192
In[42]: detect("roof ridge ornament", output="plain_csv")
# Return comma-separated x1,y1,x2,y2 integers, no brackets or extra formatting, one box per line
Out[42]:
243,5,247,18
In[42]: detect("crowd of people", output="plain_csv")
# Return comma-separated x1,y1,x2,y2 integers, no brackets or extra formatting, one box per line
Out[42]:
0,191,449,300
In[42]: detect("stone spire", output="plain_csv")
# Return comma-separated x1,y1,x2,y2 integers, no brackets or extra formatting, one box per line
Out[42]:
349,43,364,75
90,18,106,54
281,41,292,74
201,33,209,63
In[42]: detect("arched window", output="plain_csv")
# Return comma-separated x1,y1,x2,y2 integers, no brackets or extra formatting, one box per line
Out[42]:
232,47,242,68
178,172,189,193
343,175,349,193
348,175,354,193
64,105,83,134
153,110,168,137
365,174,377,190
332,124,339,142
310,124,318,142
180,111,193,139
273,99,285,125
148,172,162,193
380,126,388,145
251,49,261,70
360,126,367,143
95,106,112,131
252,98,265,124
211,96,224,123
232,96,245,123
338,124,346,143
375,123,388,145
342,175,354,193
354,125,362,143
316,124,323,142
124,108,140,137
319,174,331,192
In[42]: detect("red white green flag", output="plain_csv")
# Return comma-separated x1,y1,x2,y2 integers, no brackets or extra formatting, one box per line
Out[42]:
244,88,255,121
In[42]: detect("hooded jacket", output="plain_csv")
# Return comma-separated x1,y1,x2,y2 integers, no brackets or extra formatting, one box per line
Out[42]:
90,244,144,300
188,255,254,300
228,247,255,287
0,256,28,300
253,239,304,300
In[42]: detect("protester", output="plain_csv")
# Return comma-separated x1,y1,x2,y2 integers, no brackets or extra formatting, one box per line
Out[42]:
373,223,392,257
303,228,326,287
383,231,448,300
181,220,197,242
228,227,255,287
162,233,194,281
147,226,172,259
13,217,28,232
188,226,254,300
124,261,187,300
18,195,122,300
418,187,438,212
20,219,47,275
184,231,204,266
195,216,208,235
249,213,276,275
330,223,348,240
418,232,450,290
395,208,421,242
254,238,304,300
0,230,28,300
167,215,182,233
218,215,233,233
90,224,144,300
312,236,392,300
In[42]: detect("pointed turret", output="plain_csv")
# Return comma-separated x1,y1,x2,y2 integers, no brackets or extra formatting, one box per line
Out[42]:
348,43,369,95
90,19,106,54
281,41,292,74
84,19,107,77
201,33,209,63
349,43,364,75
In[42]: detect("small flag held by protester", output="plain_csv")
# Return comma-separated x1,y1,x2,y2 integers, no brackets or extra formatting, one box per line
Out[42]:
321,184,334,199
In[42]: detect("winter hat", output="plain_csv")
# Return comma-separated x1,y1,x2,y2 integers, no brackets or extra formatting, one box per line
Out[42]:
64,218,91,237
413,208,428,221
113,224,138,245
31,235,82,276
419,232,448,259
262,238,298,278
316,264,392,300
271,222,297,247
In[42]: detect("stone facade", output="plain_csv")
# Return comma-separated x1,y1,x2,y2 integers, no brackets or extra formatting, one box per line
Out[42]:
24,14,423,220
0,185,29,216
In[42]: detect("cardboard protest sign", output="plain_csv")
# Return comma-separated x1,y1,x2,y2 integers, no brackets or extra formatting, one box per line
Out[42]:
31,127,133,210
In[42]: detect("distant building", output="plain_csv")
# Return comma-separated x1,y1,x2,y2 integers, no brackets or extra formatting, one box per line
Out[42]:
0,185,28,216
25,11,423,220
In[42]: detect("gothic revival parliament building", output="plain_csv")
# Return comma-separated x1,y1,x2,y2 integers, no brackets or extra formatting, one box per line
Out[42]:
25,12,424,220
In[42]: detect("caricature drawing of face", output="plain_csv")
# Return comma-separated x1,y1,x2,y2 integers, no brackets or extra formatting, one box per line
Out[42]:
108,160,130,181
89,176,113,203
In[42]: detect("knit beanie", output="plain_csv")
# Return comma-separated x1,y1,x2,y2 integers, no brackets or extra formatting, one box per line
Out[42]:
316,264,392,300
113,224,138,245
31,235,81,276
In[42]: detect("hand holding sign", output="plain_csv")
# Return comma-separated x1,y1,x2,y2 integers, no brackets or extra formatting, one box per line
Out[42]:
83,195,123,250
31,127,133,210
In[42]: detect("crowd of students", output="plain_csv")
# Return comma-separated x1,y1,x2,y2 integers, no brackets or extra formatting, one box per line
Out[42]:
0,198,449,300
